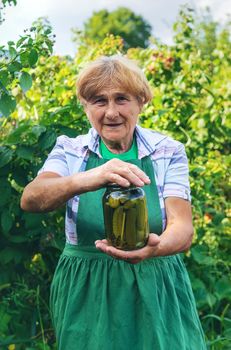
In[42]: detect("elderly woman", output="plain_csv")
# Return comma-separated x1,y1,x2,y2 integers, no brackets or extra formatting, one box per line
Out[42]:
21,56,206,350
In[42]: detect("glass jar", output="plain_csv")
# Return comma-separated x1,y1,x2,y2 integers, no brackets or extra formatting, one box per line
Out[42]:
102,184,149,250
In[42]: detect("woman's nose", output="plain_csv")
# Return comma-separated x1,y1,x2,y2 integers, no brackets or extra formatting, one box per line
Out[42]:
105,101,119,119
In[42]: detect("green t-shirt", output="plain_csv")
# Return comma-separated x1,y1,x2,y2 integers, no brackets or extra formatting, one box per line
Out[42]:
99,137,138,160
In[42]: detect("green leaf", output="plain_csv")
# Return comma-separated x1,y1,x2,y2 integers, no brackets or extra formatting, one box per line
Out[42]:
45,40,53,54
157,109,168,117
31,125,46,138
181,103,194,118
215,277,231,301
191,246,215,265
0,146,14,167
190,276,206,290
7,41,15,46
28,37,33,46
6,123,31,144
206,95,214,108
0,70,9,86
16,145,35,160
1,209,13,234
12,170,28,187
19,72,33,93
50,105,71,116
45,28,52,35
206,293,217,308
23,212,45,229
0,180,11,206
0,93,16,116
20,51,29,66
0,306,11,333
38,129,57,150
224,327,231,339
9,46,17,59
14,250,24,264
57,125,77,137
0,164,11,177
10,202,20,217
174,74,185,85
8,235,28,243
0,283,11,292
0,247,19,264
28,48,38,66
16,36,27,48
202,314,222,322
8,61,22,73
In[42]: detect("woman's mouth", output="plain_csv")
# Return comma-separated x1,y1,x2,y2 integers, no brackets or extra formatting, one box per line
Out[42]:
104,123,123,128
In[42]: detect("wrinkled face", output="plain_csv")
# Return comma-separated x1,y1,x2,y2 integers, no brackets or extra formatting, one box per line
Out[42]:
83,88,142,149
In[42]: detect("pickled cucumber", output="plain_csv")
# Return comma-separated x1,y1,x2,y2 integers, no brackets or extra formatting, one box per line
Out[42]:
108,196,120,208
136,198,148,231
123,199,135,209
112,206,125,238
103,203,113,236
120,212,126,243
124,208,137,247
119,196,128,204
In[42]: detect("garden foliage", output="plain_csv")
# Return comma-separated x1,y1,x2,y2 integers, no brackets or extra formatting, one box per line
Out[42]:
0,6,230,350
73,7,152,49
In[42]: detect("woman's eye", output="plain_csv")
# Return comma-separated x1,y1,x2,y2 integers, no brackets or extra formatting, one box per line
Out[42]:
117,96,127,102
95,99,106,105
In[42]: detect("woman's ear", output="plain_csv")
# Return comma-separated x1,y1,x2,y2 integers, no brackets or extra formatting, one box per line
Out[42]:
138,101,144,114
136,96,145,113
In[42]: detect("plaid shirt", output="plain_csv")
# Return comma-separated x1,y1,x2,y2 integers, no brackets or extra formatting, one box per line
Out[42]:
39,125,191,244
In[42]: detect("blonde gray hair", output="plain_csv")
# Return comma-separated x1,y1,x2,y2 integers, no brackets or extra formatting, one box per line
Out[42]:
76,55,152,104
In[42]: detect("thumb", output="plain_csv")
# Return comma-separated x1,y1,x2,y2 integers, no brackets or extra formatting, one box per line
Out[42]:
148,233,161,246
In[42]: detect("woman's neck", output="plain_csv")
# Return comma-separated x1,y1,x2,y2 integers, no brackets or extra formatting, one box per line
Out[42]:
101,138,133,154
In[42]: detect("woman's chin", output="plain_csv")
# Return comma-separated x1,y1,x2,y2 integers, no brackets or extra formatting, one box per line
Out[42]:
102,130,125,142
104,132,128,141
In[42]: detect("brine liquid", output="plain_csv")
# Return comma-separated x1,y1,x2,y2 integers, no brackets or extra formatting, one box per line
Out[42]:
103,189,149,250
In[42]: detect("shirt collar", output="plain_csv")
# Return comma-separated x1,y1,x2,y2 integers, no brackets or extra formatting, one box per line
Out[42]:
81,125,167,158
81,128,101,156
135,125,167,158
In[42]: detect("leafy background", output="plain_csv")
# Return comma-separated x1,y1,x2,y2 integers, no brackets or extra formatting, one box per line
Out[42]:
0,2,230,349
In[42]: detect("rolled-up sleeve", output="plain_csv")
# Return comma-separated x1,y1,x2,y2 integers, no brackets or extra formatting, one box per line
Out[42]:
163,143,191,201
38,136,69,177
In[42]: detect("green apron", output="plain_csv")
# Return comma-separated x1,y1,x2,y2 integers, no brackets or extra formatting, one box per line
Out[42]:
50,152,207,350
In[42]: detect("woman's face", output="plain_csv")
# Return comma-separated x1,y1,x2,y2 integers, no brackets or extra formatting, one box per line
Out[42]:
84,88,142,151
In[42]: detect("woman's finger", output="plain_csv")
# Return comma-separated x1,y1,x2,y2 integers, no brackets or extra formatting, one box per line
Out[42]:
95,239,108,244
117,166,146,187
104,159,150,187
95,234,161,262
127,163,150,184
148,233,161,246
96,241,148,261
107,173,131,187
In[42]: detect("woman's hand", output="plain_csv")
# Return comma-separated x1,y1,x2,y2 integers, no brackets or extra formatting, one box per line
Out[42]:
96,197,194,263
95,234,161,264
87,158,151,189
21,159,150,212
